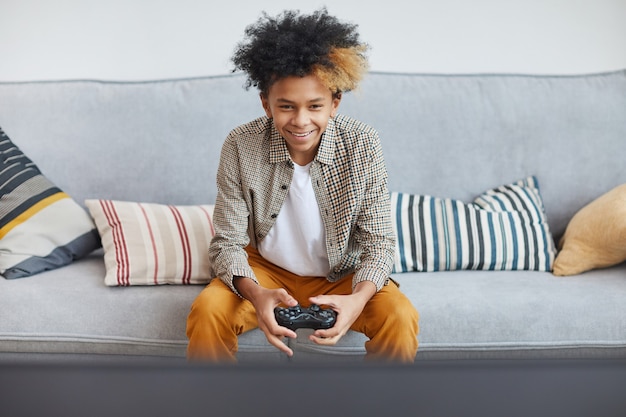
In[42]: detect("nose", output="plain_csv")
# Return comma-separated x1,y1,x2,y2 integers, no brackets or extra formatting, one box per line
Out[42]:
292,109,309,127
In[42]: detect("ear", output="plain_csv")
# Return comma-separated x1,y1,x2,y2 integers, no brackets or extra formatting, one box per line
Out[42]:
330,92,342,117
260,93,272,118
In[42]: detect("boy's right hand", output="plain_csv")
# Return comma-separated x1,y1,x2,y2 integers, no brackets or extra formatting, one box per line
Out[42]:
233,277,298,357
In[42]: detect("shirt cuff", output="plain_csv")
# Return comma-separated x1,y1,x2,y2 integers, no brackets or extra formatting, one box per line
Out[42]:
352,266,389,292
221,267,258,298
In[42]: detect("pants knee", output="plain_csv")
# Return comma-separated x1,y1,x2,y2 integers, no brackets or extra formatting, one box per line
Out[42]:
186,284,233,337
393,299,419,330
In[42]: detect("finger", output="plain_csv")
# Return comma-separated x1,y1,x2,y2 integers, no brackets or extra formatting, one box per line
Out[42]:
308,295,335,308
309,333,340,346
261,317,297,339
265,332,295,357
271,337,294,357
276,289,298,307
311,326,343,341
274,326,297,339
314,326,345,340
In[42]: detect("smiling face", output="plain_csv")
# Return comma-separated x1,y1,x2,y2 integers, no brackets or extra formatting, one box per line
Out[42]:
261,75,341,166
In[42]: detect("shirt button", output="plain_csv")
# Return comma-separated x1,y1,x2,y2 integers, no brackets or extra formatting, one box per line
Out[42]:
281,185,288,190
271,213,277,218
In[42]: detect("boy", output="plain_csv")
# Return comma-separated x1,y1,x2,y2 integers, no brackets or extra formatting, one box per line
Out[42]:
186,8,419,362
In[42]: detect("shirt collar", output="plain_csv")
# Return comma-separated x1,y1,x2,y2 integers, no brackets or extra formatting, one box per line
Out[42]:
315,117,337,166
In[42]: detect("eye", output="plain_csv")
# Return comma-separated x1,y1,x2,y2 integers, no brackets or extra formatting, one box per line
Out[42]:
310,104,323,110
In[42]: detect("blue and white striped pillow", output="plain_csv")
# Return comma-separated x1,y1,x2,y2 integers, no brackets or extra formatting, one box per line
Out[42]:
0,127,100,279
391,177,556,273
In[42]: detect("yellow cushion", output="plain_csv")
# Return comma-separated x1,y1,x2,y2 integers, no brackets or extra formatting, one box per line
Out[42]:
553,184,626,276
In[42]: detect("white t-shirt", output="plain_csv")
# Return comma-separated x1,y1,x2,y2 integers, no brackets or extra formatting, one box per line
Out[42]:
257,162,331,277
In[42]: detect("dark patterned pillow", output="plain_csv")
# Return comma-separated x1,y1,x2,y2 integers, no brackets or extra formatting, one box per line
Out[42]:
0,127,100,279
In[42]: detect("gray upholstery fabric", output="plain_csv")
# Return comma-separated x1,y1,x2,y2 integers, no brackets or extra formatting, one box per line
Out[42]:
0,70,625,362
340,71,626,238
289,266,626,361
400,266,626,360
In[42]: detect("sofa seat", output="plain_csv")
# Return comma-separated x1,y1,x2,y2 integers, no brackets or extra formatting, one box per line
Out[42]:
2,251,624,362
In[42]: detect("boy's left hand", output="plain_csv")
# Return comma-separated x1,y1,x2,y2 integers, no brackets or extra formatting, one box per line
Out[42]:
308,280,376,346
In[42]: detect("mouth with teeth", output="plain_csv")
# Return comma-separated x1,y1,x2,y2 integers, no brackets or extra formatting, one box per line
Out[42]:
289,130,315,138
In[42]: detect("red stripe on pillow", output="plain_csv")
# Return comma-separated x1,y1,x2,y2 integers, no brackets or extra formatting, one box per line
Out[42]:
138,203,159,285
200,205,215,236
100,200,130,286
169,205,191,284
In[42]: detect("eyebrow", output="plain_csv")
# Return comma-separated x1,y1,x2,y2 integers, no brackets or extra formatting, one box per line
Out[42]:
276,97,326,104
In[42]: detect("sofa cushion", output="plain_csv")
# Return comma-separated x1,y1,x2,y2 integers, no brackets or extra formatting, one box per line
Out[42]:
0,252,284,361
394,265,626,360
553,183,626,276
85,200,216,286
288,264,626,361
391,176,556,273
0,127,100,279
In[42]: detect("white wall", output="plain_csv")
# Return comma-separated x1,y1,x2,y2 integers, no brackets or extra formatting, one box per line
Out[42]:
1,0,625,81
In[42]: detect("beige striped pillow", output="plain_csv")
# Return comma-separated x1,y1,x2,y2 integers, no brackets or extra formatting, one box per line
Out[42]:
85,200,215,286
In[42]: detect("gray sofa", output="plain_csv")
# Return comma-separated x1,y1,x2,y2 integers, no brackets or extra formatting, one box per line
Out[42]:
1,70,625,363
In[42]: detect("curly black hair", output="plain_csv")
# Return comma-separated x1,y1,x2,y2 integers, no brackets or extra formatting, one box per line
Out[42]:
232,8,369,95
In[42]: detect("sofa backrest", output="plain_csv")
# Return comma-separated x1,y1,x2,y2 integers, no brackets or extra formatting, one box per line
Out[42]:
341,71,626,238
0,75,260,208
1,70,625,239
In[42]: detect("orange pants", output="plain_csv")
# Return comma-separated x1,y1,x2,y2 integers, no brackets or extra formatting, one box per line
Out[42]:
186,247,419,362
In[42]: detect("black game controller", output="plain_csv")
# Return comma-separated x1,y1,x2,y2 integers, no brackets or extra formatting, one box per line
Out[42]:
274,304,337,331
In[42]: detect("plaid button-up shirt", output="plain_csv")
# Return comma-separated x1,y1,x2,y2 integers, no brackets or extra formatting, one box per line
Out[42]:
208,114,395,296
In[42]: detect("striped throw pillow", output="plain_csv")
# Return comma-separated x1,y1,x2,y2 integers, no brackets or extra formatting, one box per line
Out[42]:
391,177,556,273
85,200,216,286
0,128,100,279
